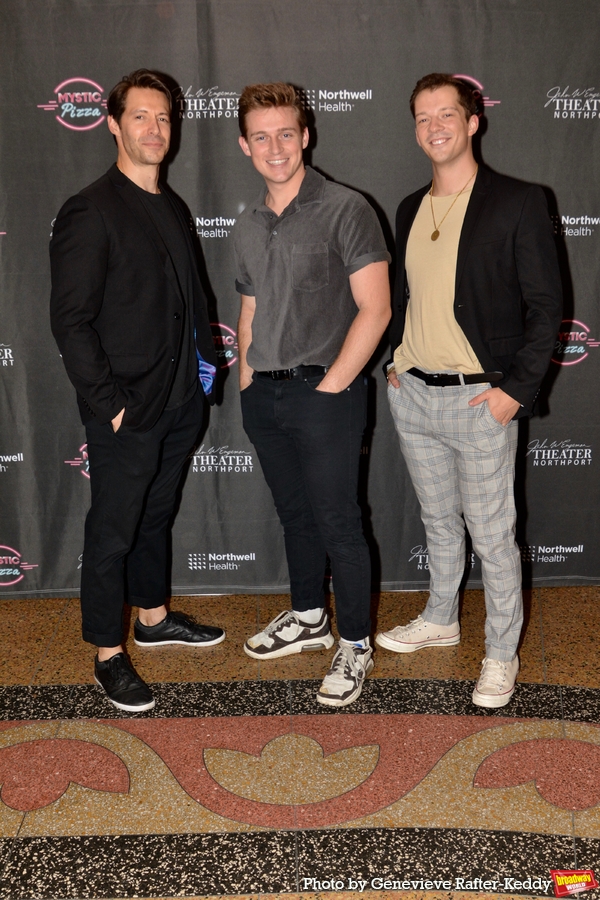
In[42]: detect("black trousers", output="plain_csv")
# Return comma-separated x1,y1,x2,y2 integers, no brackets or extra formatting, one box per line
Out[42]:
241,372,371,642
81,389,204,646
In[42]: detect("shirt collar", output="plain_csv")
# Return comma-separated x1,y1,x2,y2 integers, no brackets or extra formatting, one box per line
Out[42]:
252,166,325,216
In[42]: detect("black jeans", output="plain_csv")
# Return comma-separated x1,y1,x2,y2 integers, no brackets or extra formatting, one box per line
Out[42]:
81,389,204,646
241,372,371,641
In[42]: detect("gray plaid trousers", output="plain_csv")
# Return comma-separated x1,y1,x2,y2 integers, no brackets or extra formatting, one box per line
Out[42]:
388,371,522,660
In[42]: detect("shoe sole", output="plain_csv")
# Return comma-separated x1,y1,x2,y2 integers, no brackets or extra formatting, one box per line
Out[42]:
375,632,460,653
134,631,226,648
94,677,156,712
243,632,335,660
472,685,516,708
316,658,375,707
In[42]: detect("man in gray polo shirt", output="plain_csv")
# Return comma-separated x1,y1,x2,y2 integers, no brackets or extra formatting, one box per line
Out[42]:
234,82,391,707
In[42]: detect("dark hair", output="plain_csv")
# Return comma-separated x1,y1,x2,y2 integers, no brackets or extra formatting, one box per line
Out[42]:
107,69,172,124
409,73,480,120
238,82,307,138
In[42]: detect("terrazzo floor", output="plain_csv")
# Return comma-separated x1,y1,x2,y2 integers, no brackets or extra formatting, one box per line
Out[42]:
1,587,599,900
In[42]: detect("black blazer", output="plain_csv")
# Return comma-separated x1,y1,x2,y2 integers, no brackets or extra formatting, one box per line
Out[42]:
389,166,563,415
50,164,218,432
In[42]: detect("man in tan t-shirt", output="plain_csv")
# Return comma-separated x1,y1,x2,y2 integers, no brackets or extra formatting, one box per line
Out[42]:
376,74,562,708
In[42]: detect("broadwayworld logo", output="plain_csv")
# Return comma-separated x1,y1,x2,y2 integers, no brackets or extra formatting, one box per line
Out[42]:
551,869,598,897
188,552,256,571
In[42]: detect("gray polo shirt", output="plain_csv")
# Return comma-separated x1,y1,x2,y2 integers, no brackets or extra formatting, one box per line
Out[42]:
233,166,390,370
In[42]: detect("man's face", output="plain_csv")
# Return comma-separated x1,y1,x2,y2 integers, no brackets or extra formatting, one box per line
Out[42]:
108,87,171,168
413,85,478,166
239,106,308,189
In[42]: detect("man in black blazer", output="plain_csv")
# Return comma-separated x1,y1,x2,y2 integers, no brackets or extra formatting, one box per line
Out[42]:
375,74,562,707
50,70,224,712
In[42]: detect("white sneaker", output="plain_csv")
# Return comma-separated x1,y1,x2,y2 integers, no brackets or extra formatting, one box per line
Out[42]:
316,639,374,707
375,615,460,653
244,609,334,660
472,655,519,708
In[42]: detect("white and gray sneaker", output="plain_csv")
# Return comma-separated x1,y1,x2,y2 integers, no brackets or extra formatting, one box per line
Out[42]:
316,639,374,707
244,609,334,660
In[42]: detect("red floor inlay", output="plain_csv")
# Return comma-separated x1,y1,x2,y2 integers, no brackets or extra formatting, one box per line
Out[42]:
117,714,517,827
0,739,129,811
474,738,600,810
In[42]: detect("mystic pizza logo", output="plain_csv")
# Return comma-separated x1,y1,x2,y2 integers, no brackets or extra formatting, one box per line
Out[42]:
552,319,600,366
37,78,107,131
64,443,90,479
211,322,238,368
453,74,501,110
0,545,38,587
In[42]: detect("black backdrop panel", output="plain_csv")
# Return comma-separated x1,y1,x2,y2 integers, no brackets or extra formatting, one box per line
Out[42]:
1,0,599,597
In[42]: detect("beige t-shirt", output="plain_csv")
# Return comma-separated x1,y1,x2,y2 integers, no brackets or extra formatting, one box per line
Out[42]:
393,185,483,375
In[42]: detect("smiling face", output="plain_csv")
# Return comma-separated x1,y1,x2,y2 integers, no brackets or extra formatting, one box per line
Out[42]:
108,86,171,171
414,85,478,169
238,105,309,196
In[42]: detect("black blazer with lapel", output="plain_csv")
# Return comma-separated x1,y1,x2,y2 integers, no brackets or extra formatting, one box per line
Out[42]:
389,166,563,415
50,164,218,432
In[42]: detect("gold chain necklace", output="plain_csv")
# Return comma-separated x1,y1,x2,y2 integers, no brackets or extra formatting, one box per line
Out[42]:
429,167,477,241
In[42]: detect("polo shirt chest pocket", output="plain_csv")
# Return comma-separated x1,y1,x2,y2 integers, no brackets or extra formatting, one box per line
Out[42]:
292,242,329,292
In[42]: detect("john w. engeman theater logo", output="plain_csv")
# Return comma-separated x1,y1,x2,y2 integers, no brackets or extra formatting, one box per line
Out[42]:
37,78,107,130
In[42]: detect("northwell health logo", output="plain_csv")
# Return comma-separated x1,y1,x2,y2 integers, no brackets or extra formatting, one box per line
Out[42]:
520,545,584,564
0,453,23,474
196,216,235,238
300,87,373,113
188,552,256,571
552,215,598,237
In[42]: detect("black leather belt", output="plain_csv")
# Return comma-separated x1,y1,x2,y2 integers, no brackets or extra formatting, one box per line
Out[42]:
407,367,503,387
256,365,329,381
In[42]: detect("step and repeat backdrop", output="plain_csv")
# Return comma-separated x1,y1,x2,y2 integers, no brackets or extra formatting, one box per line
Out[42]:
1,0,599,598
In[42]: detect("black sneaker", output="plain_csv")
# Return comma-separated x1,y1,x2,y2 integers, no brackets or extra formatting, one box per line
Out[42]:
134,611,225,647
94,653,155,712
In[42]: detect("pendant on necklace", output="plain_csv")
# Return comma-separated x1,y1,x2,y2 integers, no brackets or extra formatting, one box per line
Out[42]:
431,230,440,241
